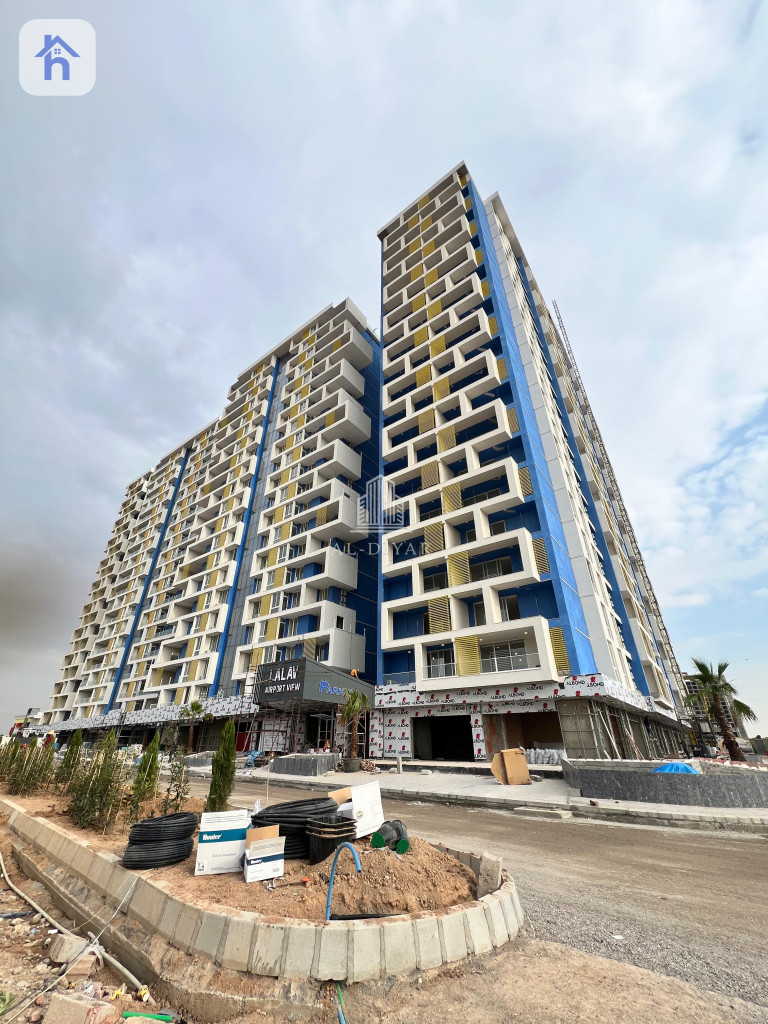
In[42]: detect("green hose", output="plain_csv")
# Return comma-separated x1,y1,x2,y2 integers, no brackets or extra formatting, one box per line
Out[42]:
121,1014,174,1021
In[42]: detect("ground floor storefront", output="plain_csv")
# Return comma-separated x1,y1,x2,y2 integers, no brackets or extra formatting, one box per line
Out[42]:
370,674,685,763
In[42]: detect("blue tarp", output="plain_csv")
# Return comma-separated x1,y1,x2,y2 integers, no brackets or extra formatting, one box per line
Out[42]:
653,762,700,774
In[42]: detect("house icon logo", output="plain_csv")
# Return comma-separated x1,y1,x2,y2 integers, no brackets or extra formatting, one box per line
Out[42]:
35,35,80,82
19,20,95,96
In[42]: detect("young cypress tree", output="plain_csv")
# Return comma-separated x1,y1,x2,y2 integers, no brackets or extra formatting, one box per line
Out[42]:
7,745,31,795
55,730,83,787
204,719,236,813
70,730,126,833
38,743,56,793
129,732,160,822
0,738,20,779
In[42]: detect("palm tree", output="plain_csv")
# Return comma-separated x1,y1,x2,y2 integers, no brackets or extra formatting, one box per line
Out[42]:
179,701,212,754
684,659,757,762
339,689,371,763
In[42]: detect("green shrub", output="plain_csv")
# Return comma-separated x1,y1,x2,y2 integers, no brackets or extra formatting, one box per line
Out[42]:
161,745,190,816
7,746,32,795
6,742,55,797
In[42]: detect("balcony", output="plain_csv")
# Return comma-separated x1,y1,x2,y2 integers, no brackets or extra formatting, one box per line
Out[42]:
424,651,541,680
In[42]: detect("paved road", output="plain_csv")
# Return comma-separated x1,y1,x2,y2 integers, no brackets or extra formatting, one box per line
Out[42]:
190,778,768,1006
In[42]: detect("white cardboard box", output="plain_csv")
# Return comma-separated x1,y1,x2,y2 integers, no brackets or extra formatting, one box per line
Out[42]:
195,808,250,876
331,781,384,839
243,824,286,883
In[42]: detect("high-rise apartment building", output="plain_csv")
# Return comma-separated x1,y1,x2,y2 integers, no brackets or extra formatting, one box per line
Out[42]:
371,163,683,762
40,163,684,761
42,300,380,749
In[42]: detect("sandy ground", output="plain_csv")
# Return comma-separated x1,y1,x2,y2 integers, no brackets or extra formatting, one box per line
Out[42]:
0,830,148,1022
317,939,768,1024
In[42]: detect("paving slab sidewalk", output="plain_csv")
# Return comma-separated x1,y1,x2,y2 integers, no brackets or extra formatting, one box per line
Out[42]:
188,764,768,834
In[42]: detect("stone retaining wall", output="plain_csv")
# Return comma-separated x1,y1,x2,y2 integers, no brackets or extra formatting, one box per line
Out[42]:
563,759,768,808
1,799,523,1016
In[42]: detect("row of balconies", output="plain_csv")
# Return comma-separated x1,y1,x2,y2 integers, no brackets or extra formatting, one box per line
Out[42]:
383,304,492,385
382,220,472,317
383,238,478,327
285,324,372,383
279,387,367,449
275,395,371,464
381,182,456,259
382,178,464,272
383,526,542,598
278,435,362,485
384,235,480,335
249,539,359,596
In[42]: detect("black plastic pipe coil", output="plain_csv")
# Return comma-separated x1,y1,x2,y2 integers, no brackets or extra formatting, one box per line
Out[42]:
128,812,199,845
251,798,339,860
123,812,199,869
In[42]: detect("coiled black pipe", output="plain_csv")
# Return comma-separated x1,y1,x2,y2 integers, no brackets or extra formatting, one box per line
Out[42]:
251,798,339,860
128,812,199,845
123,837,194,869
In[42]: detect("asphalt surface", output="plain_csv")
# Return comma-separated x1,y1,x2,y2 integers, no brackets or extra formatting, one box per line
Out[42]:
190,777,768,1007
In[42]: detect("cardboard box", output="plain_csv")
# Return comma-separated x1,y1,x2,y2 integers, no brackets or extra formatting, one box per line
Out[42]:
244,824,286,883
490,748,531,786
329,781,384,838
195,808,251,876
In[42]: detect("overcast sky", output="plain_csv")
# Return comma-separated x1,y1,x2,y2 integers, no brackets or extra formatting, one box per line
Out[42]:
1,1,766,733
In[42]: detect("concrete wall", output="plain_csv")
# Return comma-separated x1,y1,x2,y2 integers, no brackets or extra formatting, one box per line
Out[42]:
564,760,768,808
270,753,339,776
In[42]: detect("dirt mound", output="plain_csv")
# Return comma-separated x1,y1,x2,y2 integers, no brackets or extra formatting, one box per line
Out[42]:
156,836,476,920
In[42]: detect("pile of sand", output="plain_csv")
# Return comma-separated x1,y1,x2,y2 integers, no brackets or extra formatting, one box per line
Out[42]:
156,836,476,920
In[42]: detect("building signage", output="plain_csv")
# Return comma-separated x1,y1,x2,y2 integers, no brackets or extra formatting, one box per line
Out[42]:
256,660,306,700
255,658,373,707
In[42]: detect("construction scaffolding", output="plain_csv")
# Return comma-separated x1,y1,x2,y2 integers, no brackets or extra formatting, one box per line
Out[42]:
551,301,685,700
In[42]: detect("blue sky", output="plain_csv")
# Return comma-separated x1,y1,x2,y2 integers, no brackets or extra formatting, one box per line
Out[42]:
0,0,766,731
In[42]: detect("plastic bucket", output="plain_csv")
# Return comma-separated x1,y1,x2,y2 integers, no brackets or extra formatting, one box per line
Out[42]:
371,819,410,854
306,814,357,864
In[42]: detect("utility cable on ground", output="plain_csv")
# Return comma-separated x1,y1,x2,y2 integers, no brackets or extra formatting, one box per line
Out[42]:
0,849,144,1022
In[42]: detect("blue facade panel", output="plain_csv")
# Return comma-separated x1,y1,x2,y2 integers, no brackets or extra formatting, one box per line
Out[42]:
467,179,596,674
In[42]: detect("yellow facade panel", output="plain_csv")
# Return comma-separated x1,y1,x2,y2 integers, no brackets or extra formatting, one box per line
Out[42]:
549,627,570,674
428,596,451,633
455,635,480,676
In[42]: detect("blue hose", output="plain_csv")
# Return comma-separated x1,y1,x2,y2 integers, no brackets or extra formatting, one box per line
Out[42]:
325,842,361,922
